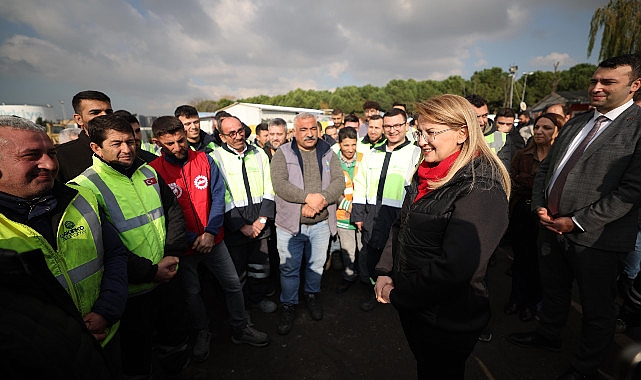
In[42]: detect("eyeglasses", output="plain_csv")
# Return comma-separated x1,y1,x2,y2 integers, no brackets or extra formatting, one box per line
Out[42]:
413,128,452,142
220,128,245,138
382,122,406,130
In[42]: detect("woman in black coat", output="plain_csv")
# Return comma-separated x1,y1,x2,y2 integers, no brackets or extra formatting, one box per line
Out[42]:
374,94,510,379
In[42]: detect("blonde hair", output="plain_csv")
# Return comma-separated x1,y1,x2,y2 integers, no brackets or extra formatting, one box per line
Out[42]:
415,94,510,198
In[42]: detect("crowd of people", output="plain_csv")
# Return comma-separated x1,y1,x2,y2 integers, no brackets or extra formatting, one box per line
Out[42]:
1,53,641,380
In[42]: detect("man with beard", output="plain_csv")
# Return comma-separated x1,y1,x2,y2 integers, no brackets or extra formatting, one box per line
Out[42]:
174,105,217,153
150,116,269,362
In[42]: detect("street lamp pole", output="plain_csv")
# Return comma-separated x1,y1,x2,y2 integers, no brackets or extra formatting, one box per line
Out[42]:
509,65,518,108
59,100,66,121
521,72,534,106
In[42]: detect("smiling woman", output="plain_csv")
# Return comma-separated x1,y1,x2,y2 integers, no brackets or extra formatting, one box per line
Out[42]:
373,94,510,380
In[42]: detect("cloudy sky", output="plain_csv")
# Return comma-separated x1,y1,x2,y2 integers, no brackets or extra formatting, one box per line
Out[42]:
0,0,607,118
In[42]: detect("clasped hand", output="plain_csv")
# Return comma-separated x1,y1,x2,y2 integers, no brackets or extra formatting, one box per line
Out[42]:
537,208,575,234
303,193,327,218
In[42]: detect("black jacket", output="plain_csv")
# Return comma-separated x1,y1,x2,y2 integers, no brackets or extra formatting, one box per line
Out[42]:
385,156,508,333
56,131,93,183
0,249,115,380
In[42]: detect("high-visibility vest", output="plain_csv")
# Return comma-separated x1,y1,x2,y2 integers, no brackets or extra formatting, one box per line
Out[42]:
484,131,506,154
0,185,118,345
73,157,165,296
210,144,274,213
336,151,363,228
352,141,421,209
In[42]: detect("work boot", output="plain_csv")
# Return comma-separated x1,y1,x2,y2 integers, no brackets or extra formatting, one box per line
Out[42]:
277,304,296,335
231,325,270,347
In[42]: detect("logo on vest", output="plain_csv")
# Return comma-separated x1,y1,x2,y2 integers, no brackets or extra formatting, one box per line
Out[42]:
144,177,158,186
169,183,183,198
194,175,208,190
61,220,87,241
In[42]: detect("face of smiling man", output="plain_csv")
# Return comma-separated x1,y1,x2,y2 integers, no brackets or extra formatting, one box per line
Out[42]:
0,127,58,200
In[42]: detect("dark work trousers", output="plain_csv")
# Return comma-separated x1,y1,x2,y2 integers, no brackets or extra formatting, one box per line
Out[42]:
120,280,188,377
536,228,620,376
508,200,541,309
226,237,271,304
398,311,480,380
366,244,384,284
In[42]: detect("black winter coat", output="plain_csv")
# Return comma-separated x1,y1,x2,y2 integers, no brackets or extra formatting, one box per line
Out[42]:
0,248,114,380
388,156,508,333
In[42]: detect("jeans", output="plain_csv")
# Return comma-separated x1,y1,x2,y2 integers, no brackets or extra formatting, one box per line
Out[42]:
179,241,246,331
621,225,641,280
337,227,361,282
277,220,330,305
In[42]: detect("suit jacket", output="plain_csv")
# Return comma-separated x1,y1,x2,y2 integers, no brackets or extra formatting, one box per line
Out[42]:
532,104,641,252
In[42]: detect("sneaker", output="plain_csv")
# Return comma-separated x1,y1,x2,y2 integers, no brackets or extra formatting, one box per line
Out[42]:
277,304,296,335
478,330,493,342
192,329,211,362
305,293,323,321
231,326,270,347
250,298,277,313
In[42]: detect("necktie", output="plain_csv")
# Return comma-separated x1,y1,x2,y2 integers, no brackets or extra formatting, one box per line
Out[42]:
547,115,608,216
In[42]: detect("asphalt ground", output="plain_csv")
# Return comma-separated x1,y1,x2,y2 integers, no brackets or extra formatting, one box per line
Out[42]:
186,245,641,380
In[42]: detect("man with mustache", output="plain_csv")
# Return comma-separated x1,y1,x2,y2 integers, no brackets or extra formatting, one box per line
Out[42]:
72,114,190,379
270,112,344,335
0,115,128,376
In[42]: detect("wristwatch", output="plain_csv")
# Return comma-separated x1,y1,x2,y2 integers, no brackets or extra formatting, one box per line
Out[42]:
259,217,267,224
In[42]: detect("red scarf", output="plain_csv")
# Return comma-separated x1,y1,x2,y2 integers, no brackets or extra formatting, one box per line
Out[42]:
415,150,461,202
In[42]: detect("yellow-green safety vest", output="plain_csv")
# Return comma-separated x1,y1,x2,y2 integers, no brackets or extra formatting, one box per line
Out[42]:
0,185,118,346
73,157,166,296
210,145,274,213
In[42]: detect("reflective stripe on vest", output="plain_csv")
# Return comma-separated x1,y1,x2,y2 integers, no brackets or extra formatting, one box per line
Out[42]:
211,146,274,213
73,159,166,296
81,167,163,232
352,142,421,208
0,186,117,346
55,192,105,290
484,131,505,153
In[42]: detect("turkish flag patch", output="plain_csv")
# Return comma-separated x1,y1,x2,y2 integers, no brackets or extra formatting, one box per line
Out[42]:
144,177,158,186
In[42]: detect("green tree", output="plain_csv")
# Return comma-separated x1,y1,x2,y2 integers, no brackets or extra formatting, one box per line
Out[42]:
416,80,443,102
557,63,597,92
436,76,466,97
194,100,219,112
468,68,509,110
588,0,641,60
217,98,235,109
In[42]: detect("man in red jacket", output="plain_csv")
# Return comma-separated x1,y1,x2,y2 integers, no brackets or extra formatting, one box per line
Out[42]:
150,116,269,362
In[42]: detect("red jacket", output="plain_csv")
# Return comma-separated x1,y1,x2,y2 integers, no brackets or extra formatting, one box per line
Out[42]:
150,150,224,255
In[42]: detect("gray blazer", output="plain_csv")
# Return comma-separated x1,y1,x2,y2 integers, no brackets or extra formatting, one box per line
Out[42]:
532,104,641,252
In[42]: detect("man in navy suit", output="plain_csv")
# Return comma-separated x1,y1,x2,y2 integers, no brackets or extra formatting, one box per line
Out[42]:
509,54,641,380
